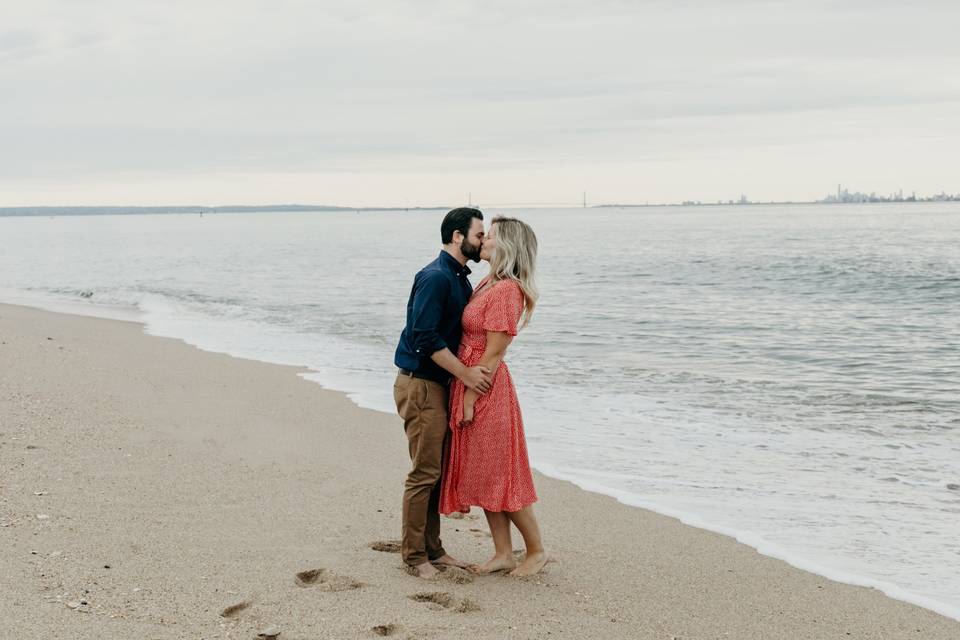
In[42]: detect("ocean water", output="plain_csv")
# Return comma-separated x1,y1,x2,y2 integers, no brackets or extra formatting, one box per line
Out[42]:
1,204,958,619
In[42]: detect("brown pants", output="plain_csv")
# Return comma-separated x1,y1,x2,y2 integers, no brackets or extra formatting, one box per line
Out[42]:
394,372,449,566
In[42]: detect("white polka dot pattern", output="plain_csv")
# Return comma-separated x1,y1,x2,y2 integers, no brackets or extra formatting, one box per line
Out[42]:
440,278,538,514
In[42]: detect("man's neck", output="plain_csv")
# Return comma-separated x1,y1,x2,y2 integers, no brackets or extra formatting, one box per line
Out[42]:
442,246,468,266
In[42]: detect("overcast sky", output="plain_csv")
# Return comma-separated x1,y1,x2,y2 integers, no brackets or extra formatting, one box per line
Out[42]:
2,1,959,207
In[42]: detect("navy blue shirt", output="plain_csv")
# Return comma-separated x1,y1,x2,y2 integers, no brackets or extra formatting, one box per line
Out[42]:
394,251,473,384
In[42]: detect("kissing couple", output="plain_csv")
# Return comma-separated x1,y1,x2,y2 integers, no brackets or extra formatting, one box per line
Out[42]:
393,207,548,579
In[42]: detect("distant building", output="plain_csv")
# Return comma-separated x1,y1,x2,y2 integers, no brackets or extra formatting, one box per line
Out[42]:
818,185,959,204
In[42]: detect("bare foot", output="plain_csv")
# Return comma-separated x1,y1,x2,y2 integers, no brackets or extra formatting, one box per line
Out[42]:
468,554,517,575
509,551,550,577
413,561,440,579
431,554,471,569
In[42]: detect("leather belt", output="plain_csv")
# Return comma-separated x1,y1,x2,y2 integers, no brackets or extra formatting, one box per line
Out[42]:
398,368,448,385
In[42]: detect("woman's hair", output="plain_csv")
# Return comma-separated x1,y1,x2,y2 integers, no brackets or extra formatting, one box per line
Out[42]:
488,216,539,328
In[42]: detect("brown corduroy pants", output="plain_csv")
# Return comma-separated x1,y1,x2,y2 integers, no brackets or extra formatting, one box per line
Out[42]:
394,372,449,566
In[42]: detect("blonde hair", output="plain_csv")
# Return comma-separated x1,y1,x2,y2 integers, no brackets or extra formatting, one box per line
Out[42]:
488,216,539,328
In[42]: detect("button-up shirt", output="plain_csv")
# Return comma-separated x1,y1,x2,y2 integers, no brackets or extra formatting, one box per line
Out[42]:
394,251,473,384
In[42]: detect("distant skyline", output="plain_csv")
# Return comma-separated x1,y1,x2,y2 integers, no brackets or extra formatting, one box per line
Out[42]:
3,1,960,207
5,183,960,216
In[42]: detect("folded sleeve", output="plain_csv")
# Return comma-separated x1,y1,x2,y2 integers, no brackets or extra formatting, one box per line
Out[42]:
482,280,524,336
410,271,451,355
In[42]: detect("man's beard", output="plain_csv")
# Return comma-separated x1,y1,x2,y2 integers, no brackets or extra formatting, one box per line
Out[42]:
460,237,482,262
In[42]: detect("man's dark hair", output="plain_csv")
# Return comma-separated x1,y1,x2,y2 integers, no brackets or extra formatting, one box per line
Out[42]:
441,207,483,244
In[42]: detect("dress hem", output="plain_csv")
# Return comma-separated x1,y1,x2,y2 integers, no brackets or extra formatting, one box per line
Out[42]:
440,497,538,515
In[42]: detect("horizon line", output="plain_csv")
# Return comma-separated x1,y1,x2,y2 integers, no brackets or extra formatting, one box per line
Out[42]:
3,198,960,215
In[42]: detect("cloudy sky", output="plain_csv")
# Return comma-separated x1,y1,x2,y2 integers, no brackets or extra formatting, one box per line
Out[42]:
2,1,959,207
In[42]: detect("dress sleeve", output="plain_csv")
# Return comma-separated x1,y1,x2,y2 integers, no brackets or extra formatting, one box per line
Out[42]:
482,280,524,336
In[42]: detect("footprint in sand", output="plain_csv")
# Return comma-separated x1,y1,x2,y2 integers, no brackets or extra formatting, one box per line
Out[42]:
295,568,364,592
407,592,480,613
369,540,402,553
408,591,453,609
371,623,399,636
438,568,474,584
454,598,481,613
220,600,252,618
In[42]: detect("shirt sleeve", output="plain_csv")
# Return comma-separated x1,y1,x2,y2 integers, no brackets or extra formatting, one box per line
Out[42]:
409,270,452,356
482,280,524,336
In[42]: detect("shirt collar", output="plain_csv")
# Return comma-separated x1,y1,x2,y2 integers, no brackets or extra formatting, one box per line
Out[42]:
439,250,471,278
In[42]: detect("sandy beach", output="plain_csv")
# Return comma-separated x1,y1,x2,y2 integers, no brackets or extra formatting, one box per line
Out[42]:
1,302,957,640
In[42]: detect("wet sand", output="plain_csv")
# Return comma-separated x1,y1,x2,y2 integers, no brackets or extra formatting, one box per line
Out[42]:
1,302,958,639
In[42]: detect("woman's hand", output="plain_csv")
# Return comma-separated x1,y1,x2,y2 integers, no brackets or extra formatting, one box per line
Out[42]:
460,394,476,428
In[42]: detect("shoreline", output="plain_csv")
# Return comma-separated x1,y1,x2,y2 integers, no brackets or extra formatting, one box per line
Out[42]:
2,301,959,638
536,461,960,624
5,293,960,623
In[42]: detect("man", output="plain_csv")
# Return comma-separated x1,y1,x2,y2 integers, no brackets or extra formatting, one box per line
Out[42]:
393,207,493,578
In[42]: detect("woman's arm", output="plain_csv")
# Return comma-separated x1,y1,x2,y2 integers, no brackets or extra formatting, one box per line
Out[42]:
461,330,514,425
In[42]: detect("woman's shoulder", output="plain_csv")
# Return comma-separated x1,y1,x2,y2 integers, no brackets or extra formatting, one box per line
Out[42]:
490,278,523,303
489,277,521,292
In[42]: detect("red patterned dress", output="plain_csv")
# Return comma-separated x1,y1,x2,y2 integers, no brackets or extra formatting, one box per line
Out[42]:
439,277,538,514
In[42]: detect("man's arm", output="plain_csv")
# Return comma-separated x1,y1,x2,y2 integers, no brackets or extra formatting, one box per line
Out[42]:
431,348,491,394
409,272,492,393
408,272,450,358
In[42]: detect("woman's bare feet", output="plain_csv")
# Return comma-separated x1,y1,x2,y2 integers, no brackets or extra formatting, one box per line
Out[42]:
431,553,471,569
509,550,550,576
468,554,517,575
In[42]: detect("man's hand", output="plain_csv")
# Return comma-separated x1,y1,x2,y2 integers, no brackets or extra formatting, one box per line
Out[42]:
461,365,492,394
429,348,492,393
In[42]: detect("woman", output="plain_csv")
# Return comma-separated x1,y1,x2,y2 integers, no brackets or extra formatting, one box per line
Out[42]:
439,216,548,576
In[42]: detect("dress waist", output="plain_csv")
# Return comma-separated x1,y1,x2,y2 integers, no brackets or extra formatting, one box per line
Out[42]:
458,341,509,373
458,341,484,363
